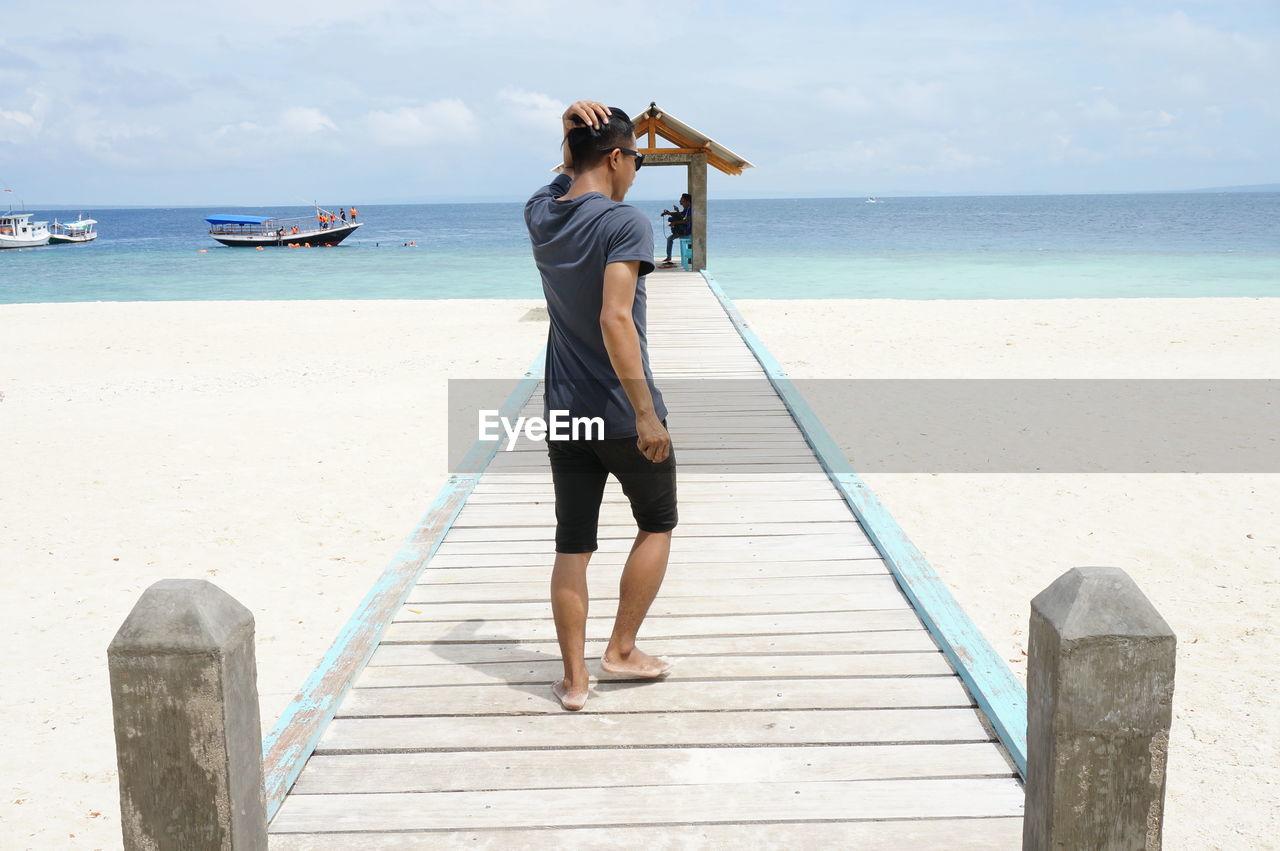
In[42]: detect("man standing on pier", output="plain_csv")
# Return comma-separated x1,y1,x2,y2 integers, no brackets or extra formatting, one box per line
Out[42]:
524,101,677,711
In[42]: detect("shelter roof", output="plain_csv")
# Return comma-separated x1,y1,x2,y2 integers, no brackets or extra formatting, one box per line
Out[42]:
633,103,753,175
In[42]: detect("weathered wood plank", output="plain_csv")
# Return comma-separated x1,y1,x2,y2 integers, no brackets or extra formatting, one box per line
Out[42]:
270,777,1024,832
290,741,1012,794
434,532,873,556
317,707,995,753
461,491,849,504
442,522,870,540
396,589,910,620
423,547,886,568
382,609,925,644
355,652,952,687
368,631,942,666
269,817,1025,849
441,521,869,544
339,676,972,718
474,472,835,483
411,572,899,602
452,500,859,525
417,559,891,584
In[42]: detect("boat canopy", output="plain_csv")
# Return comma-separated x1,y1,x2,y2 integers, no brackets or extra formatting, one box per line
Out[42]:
204,214,275,225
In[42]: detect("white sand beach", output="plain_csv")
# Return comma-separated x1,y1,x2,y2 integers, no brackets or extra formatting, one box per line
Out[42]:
0,300,546,848
1,295,1276,848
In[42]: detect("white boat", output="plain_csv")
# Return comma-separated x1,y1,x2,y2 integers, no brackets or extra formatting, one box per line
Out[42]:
48,215,98,245
205,209,361,247
866,197,881,204
0,211,50,249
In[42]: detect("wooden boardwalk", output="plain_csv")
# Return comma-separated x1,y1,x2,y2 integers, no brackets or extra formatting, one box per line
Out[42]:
269,269,1024,848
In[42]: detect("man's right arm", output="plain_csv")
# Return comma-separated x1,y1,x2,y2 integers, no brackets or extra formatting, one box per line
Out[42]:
600,260,670,463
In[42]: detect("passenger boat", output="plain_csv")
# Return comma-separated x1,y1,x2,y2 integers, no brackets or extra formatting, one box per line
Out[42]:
204,208,361,247
48,215,98,244
0,211,51,249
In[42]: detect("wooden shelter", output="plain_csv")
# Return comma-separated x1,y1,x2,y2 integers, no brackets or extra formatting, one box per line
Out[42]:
634,102,752,270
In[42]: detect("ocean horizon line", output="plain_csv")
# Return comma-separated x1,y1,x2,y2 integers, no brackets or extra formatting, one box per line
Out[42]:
11,184,1279,211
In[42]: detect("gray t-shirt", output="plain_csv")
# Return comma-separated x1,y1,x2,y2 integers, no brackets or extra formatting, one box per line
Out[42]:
525,173,665,439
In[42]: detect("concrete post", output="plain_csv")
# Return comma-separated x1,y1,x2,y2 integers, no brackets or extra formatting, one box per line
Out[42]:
1023,567,1176,850
689,152,708,271
108,579,268,850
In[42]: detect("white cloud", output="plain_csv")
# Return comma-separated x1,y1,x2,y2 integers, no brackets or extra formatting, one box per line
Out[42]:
792,133,995,176
0,109,38,144
280,106,336,135
0,90,47,142
215,120,259,137
817,84,875,116
364,99,476,147
497,87,562,127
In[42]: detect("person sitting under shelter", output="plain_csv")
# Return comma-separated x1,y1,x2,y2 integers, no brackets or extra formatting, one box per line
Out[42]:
660,193,692,267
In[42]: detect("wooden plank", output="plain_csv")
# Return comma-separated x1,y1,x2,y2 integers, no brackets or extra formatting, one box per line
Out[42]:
355,652,953,687
337,676,972,718
423,547,886,567
269,817,1025,849
290,741,1012,794
418,559,890,584
411,573,899,602
396,589,910,620
453,500,857,525
368,631,942,666
434,532,873,556
382,609,925,643
317,707,995,752
473,472,835,483
467,482,845,497
441,521,868,543
461,491,848,505
484,462,828,476
269,777,1025,832
701,270,1030,776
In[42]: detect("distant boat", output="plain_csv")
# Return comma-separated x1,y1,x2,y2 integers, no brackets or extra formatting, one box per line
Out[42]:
205,208,361,247
48,215,98,244
0,211,50,249
866,197,882,204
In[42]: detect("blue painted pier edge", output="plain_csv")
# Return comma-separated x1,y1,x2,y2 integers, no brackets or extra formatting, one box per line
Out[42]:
259,352,546,820
701,270,1030,777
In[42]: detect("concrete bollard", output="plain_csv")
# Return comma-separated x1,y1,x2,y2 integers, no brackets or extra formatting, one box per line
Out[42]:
1023,567,1176,850
108,579,268,850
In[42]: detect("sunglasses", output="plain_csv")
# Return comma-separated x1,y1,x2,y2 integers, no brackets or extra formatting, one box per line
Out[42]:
599,147,644,170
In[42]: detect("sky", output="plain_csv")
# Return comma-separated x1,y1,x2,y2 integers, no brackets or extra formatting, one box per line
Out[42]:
2,1,1277,205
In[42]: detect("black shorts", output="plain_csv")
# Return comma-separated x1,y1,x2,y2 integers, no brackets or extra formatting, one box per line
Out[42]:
547,422,678,553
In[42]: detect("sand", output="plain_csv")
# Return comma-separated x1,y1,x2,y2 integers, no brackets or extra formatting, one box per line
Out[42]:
736,297,1280,850
1,295,1275,849
0,300,545,849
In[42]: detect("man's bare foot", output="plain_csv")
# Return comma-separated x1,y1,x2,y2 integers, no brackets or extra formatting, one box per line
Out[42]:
600,648,673,678
552,679,589,711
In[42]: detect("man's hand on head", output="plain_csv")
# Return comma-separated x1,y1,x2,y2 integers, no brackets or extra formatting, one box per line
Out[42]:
562,101,611,134
560,101,609,175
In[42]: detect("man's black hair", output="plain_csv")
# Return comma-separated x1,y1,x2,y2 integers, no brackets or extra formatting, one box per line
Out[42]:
566,107,635,171
680,193,691,202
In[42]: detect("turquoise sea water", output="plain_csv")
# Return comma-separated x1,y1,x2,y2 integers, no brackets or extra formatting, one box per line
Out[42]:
2,193,1277,303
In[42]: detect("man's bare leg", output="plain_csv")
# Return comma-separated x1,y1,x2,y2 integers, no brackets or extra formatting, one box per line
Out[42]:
602,529,673,676
551,551,592,709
